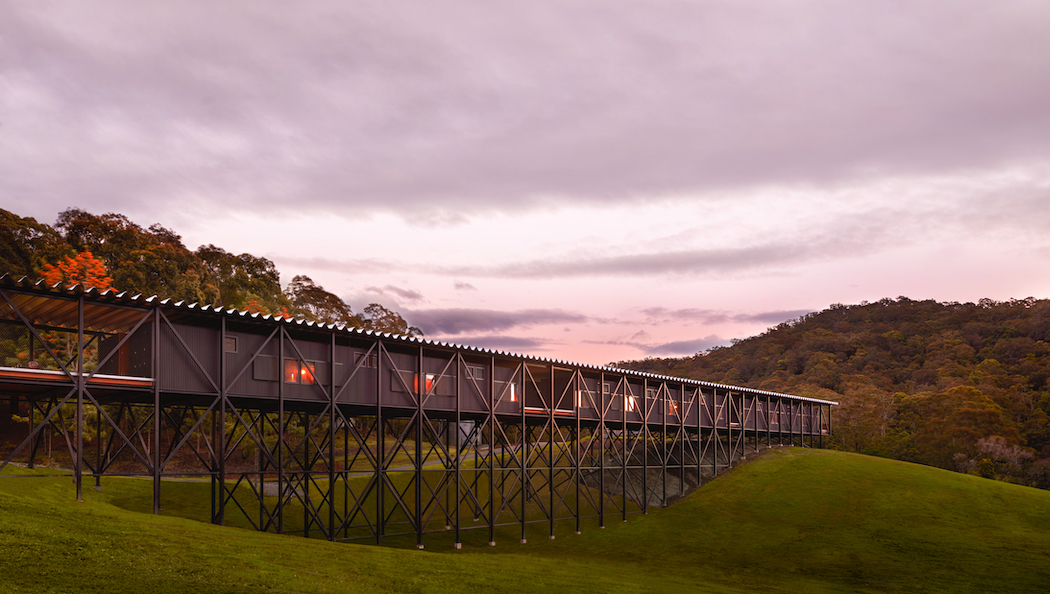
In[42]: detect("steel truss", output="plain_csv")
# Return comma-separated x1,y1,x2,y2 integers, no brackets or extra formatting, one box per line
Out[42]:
0,284,834,548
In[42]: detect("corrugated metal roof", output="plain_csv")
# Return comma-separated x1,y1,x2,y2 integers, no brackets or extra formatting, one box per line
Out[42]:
0,274,839,406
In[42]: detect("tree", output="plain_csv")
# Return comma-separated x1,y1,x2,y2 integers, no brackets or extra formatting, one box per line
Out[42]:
0,208,72,278
40,251,115,291
285,275,357,326
54,208,213,302
195,244,287,311
356,303,422,337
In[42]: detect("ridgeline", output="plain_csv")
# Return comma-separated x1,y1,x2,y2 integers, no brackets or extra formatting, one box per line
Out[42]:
617,297,1050,488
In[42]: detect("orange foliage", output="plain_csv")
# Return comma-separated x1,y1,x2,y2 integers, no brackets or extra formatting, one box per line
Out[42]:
245,298,264,315
41,251,115,291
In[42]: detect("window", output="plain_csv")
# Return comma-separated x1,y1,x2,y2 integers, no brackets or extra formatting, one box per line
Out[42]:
393,371,438,393
414,373,436,393
575,389,592,409
224,336,238,353
509,382,517,402
284,359,316,384
668,400,679,415
602,382,612,394
625,394,638,413
354,352,377,368
466,365,485,381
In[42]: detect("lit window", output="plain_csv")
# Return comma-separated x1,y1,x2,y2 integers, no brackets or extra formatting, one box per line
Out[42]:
284,358,299,383
284,359,316,384
413,373,436,393
510,382,517,402
625,395,638,413
301,362,316,384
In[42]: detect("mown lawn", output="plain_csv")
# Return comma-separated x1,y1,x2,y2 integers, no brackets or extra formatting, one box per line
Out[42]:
1,448,1049,593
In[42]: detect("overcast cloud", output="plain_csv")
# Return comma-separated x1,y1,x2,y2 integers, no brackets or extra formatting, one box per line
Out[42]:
5,1,1050,221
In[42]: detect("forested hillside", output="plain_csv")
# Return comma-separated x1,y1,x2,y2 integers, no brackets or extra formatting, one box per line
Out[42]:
0,207,419,335
617,297,1050,488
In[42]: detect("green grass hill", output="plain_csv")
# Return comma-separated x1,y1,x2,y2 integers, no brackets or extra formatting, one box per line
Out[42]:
2,448,1049,593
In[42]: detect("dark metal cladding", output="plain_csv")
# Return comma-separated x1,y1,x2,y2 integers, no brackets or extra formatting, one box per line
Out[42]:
0,276,835,548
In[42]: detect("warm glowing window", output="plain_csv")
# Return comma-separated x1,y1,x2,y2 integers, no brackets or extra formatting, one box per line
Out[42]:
284,359,316,384
510,382,517,402
625,395,638,413
413,373,436,393
668,400,679,415
301,362,316,384
284,358,299,383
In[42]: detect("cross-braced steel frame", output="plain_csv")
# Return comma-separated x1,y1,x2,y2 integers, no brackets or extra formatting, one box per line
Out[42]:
0,281,835,548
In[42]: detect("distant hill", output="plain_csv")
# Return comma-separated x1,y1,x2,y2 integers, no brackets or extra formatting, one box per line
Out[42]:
617,297,1050,488
3,448,1049,593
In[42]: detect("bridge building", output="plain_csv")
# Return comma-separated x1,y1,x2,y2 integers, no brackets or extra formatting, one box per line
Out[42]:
0,275,836,548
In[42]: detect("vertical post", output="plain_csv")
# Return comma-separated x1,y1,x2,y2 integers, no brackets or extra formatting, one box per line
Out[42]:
303,411,310,538
216,316,227,525
828,404,833,443
76,295,84,503
712,389,718,479
695,388,702,490
520,362,527,544
375,340,384,545
277,328,285,534
598,372,605,530
642,379,647,515
488,355,495,546
679,382,685,499
152,308,161,513
621,378,627,523
454,353,462,549
329,332,336,540
777,397,782,446
574,371,580,535
95,405,101,489
416,345,425,549
752,394,758,455
548,364,555,539
729,391,735,466
661,383,667,508
768,398,776,449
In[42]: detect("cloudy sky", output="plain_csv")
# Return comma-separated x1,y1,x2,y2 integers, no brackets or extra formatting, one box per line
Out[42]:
4,1,1050,365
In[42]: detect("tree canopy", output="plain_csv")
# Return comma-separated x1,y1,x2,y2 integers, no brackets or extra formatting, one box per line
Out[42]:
617,296,1050,488
0,207,421,337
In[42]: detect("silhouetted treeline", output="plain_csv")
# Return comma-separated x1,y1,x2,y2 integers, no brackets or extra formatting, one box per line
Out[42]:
617,297,1050,488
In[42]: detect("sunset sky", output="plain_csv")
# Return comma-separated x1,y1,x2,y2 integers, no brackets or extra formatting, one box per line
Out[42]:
4,1,1050,365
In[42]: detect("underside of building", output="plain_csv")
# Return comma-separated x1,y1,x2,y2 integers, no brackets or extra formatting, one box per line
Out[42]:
0,275,836,548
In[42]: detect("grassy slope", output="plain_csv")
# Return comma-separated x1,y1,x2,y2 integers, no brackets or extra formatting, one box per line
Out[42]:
2,449,1049,593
